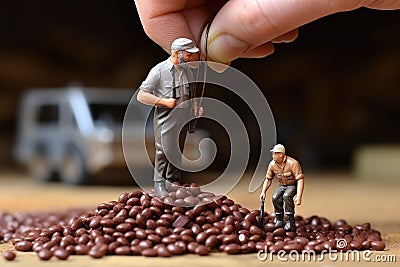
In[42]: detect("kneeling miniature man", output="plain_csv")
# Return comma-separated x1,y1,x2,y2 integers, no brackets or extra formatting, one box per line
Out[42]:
260,144,304,231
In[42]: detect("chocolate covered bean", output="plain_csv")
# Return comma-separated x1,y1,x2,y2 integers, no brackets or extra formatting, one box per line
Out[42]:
224,243,241,254
54,248,70,260
15,240,32,251
2,251,16,261
37,248,53,260
195,245,210,256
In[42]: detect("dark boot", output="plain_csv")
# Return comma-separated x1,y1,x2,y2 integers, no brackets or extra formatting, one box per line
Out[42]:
154,180,168,197
284,214,295,231
274,212,284,228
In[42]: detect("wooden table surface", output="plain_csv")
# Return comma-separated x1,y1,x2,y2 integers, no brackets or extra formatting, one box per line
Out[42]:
0,171,399,266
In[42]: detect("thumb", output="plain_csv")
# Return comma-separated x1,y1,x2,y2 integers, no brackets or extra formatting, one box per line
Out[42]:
204,0,400,64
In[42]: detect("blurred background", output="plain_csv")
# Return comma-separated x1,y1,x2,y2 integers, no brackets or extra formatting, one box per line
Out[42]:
0,0,399,184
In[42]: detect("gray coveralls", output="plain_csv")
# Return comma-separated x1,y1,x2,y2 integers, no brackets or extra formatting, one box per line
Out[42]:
139,58,194,182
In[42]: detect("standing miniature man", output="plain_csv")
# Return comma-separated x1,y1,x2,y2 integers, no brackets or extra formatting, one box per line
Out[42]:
137,37,203,197
260,144,304,231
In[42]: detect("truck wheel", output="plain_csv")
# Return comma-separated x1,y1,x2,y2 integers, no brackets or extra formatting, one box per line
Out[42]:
59,147,89,185
27,149,55,182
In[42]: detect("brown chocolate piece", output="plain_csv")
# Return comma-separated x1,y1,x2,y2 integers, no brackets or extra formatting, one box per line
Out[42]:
195,245,210,256
2,251,16,261
53,248,70,260
14,240,33,251
37,248,53,260
224,243,241,254
141,248,157,257
172,215,189,228
156,245,171,257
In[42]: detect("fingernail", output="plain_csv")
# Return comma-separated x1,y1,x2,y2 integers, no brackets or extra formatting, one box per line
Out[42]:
208,34,249,64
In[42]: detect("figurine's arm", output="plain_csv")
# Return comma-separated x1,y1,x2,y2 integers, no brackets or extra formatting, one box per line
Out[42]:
193,100,204,117
137,64,176,108
260,178,272,201
292,160,304,205
295,178,304,205
137,90,176,109
295,173,304,180
260,163,274,201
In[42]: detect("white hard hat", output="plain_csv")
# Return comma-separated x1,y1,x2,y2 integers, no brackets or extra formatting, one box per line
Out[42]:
171,38,199,53
270,144,285,154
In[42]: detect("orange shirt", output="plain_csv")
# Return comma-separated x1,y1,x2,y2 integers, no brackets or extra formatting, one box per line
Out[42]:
266,155,304,186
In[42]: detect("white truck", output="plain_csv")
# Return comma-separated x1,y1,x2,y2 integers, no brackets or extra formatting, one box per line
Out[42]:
14,85,210,185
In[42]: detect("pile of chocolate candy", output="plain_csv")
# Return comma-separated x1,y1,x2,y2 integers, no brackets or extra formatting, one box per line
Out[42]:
0,184,385,261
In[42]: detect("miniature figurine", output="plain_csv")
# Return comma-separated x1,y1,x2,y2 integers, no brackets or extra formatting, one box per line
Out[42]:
137,37,203,197
260,144,304,231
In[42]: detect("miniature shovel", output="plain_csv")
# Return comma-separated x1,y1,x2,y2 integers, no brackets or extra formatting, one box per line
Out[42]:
259,199,265,228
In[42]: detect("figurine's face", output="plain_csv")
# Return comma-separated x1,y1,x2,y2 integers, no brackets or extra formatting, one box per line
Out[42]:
272,152,285,163
172,50,198,65
182,51,196,62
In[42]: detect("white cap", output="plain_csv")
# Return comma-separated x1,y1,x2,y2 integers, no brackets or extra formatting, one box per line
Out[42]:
270,144,286,154
171,38,199,53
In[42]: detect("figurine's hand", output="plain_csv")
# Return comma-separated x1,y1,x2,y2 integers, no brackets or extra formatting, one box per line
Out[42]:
259,192,266,201
196,107,204,117
134,0,399,64
162,98,177,109
294,196,302,206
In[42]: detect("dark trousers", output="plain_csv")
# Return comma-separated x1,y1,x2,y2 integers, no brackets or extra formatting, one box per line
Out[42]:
272,185,297,216
153,106,188,182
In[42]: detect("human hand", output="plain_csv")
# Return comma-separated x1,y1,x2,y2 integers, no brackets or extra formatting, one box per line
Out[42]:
135,0,399,64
